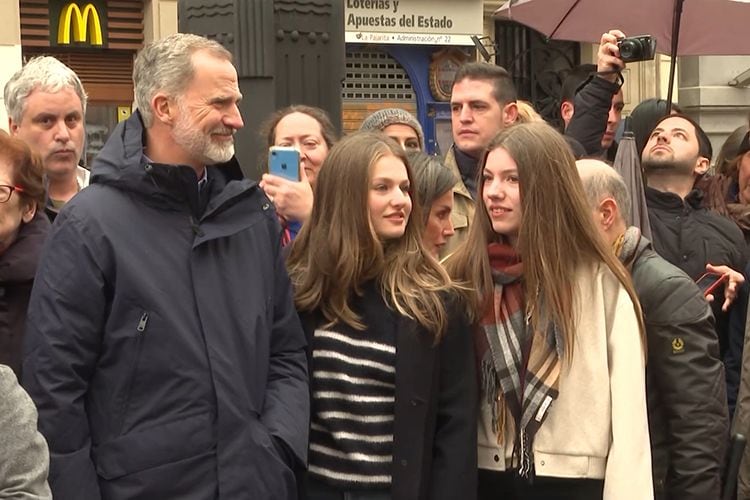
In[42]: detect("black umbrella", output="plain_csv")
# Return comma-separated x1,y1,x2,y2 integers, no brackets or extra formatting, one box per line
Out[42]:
613,121,652,240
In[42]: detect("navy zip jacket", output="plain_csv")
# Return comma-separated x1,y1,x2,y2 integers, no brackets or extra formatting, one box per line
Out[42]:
23,111,309,500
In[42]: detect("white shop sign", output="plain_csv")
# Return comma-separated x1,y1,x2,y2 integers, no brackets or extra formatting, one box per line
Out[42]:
344,0,483,46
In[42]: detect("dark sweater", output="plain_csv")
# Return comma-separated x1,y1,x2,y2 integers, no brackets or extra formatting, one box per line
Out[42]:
308,283,398,490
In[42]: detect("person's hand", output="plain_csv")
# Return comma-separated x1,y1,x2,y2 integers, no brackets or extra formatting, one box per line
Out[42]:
259,165,314,224
597,29,626,83
705,263,745,312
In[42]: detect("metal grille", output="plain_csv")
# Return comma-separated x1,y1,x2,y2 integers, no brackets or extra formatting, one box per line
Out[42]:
495,20,580,128
342,49,415,101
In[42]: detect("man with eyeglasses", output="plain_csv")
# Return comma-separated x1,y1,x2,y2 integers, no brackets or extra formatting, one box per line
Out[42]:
4,56,89,222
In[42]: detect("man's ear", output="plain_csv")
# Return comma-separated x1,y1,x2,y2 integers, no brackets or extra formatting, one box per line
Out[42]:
8,117,19,136
560,101,575,128
151,93,176,125
598,197,619,231
502,102,518,126
694,156,710,176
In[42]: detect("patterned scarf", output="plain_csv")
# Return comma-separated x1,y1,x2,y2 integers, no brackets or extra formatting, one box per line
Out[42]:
476,243,562,479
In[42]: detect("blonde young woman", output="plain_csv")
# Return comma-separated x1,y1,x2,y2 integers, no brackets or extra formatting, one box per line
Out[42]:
446,122,653,500
287,132,477,500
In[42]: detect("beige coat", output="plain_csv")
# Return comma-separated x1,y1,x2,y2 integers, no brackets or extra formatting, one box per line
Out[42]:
0,365,51,499
440,147,475,258
478,261,653,500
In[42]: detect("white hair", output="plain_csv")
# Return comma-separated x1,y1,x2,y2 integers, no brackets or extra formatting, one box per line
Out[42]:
4,56,88,123
133,33,232,127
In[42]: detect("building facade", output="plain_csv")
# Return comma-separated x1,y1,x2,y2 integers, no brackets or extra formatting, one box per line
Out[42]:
0,0,177,165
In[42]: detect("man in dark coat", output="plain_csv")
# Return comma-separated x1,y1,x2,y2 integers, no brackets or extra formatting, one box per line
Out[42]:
560,61,623,161
642,113,747,412
578,160,729,500
23,33,309,500
564,31,625,160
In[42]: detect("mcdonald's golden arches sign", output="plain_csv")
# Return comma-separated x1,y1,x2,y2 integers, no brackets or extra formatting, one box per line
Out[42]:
51,0,108,47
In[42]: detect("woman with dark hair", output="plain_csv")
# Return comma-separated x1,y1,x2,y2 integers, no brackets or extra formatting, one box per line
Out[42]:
259,105,338,243
407,152,456,257
0,131,48,377
446,122,652,499
287,132,477,500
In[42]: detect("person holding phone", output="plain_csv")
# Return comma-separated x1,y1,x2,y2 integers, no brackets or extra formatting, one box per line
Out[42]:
287,132,477,500
259,105,337,243
446,122,652,499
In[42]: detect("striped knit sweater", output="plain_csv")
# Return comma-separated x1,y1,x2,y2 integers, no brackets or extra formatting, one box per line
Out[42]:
308,283,397,490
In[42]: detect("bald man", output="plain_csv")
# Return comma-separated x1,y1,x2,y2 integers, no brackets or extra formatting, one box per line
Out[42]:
577,159,727,500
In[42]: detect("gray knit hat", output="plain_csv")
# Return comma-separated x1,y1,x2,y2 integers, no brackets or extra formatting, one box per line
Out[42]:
359,108,425,150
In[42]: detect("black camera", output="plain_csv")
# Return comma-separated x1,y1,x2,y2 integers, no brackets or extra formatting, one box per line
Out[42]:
617,35,657,63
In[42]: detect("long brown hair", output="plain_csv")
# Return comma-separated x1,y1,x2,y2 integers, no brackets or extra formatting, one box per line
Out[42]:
288,132,453,338
446,122,645,359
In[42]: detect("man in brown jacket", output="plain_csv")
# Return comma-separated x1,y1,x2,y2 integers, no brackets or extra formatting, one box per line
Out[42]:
442,62,518,257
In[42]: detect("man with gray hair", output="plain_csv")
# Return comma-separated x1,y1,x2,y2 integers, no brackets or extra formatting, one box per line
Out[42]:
23,33,308,499
577,158,728,500
5,56,89,221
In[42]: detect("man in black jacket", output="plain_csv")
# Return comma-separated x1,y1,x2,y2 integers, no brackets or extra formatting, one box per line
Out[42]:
560,61,624,161
23,34,309,499
578,159,729,500
643,114,747,404
565,30,626,159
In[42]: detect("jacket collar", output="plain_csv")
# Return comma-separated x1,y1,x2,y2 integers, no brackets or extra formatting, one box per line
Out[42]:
90,110,250,218
645,185,704,211
445,147,474,201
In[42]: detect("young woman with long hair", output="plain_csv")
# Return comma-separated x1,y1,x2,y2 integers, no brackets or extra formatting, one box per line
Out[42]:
288,132,477,500
446,122,652,500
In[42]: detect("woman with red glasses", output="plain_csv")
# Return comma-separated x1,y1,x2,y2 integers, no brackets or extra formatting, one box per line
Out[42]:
0,131,48,378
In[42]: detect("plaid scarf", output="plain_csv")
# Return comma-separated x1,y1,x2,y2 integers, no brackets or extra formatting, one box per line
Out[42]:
476,243,562,479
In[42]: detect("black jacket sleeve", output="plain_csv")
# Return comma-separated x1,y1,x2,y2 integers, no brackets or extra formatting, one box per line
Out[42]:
260,234,310,468
644,274,728,499
564,76,620,157
429,301,478,500
22,210,107,500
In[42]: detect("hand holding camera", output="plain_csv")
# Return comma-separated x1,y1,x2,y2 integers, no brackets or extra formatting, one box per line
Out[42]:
597,30,627,83
597,30,657,83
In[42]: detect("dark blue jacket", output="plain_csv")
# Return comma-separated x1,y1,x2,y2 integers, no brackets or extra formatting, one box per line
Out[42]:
23,111,309,499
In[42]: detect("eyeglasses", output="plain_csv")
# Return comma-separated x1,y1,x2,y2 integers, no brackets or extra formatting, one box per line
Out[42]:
0,185,25,203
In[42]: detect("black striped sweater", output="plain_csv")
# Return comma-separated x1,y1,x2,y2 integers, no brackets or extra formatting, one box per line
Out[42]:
308,283,397,491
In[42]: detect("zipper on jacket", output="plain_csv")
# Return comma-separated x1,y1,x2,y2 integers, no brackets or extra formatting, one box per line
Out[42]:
189,216,205,237
136,312,149,333
119,312,148,434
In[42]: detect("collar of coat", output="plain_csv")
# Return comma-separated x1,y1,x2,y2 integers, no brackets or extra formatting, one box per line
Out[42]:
645,185,704,211
89,110,253,219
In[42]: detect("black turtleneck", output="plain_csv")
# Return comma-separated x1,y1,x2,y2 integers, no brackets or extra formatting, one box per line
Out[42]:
454,147,480,199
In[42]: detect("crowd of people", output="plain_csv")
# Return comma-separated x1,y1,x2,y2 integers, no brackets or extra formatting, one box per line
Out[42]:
1,27,750,500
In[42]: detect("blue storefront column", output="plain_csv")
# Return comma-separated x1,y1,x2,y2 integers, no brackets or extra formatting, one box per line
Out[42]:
383,45,452,156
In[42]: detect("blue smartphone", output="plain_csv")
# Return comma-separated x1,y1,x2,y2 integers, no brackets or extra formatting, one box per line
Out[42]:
268,147,300,182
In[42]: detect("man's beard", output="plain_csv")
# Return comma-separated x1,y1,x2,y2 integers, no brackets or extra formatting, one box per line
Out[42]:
173,108,235,166
642,153,695,177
